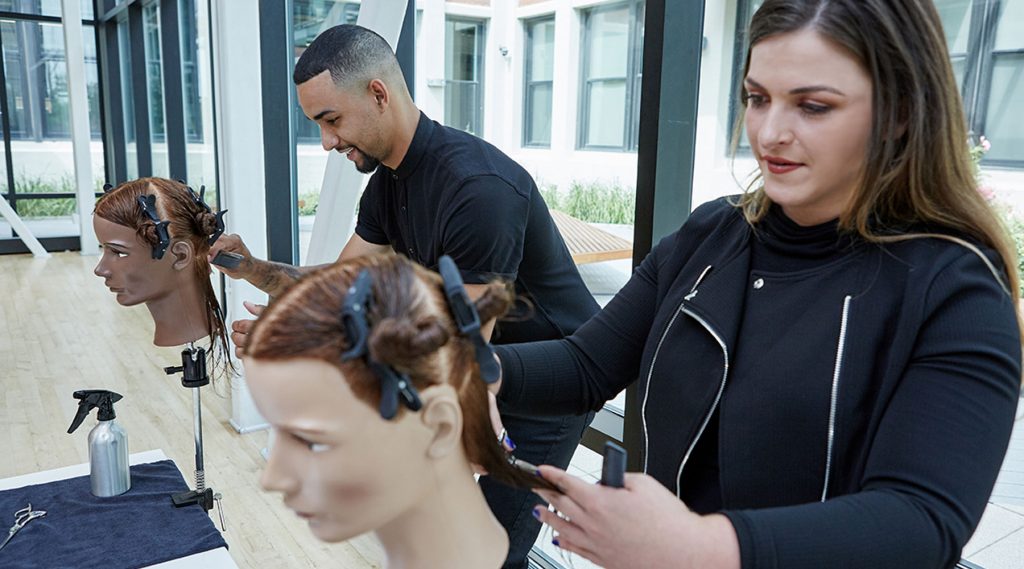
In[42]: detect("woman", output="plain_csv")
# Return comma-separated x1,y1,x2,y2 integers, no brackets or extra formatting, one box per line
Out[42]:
93,177,232,378
493,1,1022,567
243,255,552,569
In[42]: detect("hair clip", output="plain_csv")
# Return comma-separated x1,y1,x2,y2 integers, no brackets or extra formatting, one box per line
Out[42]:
102,183,114,194
183,183,228,246
340,269,423,420
438,256,500,383
137,194,171,260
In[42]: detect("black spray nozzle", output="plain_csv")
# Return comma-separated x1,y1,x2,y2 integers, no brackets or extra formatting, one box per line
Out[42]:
68,390,123,434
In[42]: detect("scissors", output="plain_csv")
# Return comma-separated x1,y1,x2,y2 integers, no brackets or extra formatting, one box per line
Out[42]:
0,504,47,552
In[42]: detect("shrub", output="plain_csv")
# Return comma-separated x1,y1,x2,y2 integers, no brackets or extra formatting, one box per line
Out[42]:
541,179,635,225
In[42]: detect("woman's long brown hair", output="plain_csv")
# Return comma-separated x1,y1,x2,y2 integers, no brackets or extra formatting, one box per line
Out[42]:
734,0,1022,333
245,254,554,491
94,177,235,382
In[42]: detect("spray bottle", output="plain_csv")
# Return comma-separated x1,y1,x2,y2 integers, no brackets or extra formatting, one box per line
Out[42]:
67,390,131,497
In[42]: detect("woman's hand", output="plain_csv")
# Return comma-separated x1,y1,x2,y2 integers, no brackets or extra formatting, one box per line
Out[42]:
532,466,741,569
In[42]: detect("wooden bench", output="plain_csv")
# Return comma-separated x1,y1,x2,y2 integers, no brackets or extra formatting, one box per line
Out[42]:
549,209,633,265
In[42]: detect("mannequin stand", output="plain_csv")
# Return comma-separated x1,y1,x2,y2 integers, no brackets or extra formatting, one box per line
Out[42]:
164,344,226,531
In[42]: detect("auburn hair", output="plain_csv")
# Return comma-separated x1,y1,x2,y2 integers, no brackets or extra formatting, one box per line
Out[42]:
246,254,555,491
95,177,234,382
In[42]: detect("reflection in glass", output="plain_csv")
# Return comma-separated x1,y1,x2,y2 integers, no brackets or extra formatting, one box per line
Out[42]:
0,0,94,19
524,18,554,147
933,0,973,54
445,19,484,135
143,1,169,177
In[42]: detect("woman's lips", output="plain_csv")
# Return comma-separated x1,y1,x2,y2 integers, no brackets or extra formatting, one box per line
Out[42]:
763,156,804,175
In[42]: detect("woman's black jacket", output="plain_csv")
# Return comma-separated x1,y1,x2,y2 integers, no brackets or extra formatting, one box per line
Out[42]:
496,197,1021,568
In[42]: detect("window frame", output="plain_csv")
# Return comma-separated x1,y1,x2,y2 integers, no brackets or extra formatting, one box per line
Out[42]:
443,16,487,136
576,0,644,152
522,14,555,148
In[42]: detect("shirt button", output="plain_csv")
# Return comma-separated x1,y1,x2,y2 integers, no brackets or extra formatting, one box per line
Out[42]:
401,206,407,212
392,173,398,180
753,278,764,290
408,248,415,256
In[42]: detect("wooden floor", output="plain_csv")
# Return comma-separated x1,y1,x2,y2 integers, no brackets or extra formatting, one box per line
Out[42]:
0,252,383,568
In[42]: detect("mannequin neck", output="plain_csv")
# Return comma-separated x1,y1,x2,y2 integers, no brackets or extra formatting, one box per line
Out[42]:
376,458,508,569
146,274,211,347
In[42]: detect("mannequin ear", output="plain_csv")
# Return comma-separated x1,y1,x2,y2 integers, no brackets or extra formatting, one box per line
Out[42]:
169,240,195,271
418,384,462,460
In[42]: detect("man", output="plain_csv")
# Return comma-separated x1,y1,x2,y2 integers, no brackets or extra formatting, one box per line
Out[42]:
212,24,598,569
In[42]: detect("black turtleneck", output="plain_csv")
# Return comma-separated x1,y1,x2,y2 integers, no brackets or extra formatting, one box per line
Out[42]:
679,204,864,514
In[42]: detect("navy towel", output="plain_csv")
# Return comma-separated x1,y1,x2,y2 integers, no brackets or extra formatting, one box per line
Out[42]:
0,460,228,569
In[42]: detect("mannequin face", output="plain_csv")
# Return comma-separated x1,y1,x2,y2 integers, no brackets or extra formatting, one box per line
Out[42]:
93,216,179,306
246,357,448,543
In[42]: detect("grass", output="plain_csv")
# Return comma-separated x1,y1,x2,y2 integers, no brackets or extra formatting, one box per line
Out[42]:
540,179,635,225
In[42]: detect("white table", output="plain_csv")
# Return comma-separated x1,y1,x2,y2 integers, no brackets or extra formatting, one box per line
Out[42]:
0,449,238,569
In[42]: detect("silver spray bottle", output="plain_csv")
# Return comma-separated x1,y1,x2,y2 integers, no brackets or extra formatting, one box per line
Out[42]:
67,390,131,497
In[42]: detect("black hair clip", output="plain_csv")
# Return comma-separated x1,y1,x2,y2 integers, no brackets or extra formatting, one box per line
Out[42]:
137,194,171,260
340,269,423,420
438,256,500,383
183,182,228,246
102,183,114,194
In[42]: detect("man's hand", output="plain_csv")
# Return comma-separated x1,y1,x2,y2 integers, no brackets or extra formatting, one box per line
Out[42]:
208,233,254,280
231,301,265,358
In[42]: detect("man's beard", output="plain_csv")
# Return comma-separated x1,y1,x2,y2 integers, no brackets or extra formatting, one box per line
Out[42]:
354,153,381,174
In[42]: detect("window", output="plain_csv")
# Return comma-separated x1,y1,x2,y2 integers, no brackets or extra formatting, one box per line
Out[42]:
143,1,168,177
578,0,644,151
523,16,554,147
445,17,485,136
293,0,360,144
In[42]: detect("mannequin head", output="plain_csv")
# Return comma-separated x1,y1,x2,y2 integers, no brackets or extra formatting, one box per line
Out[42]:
244,255,550,549
93,178,232,372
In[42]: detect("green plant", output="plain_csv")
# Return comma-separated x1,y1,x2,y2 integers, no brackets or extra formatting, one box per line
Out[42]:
542,180,635,225
297,190,320,216
970,137,1024,296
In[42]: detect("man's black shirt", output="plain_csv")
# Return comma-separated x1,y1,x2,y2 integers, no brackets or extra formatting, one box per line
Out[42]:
356,112,599,344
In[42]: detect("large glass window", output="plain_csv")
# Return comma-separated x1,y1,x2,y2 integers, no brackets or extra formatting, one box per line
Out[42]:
142,1,168,177
578,0,644,151
180,0,216,193
0,12,103,236
292,0,361,264
979,0,1023,163
444,17,485,135
523,16,554,147
117,17,137,179
0,0,94,19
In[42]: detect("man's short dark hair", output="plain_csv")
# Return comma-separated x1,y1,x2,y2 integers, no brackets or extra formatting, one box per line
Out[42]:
293,24,399,87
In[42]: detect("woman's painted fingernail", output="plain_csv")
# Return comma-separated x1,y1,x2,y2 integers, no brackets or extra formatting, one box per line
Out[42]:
532,507,542,520
552,538,561,547
503,434,516,451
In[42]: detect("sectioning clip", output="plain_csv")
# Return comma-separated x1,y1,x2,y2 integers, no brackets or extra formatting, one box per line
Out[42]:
438,256,500,383
339,269,423,420
137,194,171,260
184,182,228,246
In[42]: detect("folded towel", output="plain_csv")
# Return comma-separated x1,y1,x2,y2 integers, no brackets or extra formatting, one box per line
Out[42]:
0,459,228,569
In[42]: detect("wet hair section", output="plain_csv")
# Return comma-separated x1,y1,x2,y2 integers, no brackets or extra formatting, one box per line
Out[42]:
246,254,556,492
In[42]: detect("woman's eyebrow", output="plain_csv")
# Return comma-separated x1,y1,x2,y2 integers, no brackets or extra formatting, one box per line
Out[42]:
745,77,846,96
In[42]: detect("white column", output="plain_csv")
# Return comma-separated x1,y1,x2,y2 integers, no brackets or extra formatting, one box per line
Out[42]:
212,0,269,433
304,0,410,265
61,0,98,256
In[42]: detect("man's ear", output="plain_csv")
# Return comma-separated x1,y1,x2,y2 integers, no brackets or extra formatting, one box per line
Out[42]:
169,240,195,272
368,79,389,110
418,384,462,460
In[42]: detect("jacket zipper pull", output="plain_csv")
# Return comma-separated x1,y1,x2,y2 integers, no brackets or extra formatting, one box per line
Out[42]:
684,265,713,301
